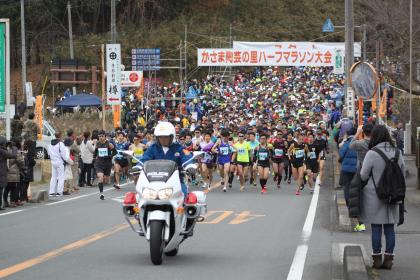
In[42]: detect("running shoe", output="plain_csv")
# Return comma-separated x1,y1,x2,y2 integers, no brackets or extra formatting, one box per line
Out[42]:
261,187,267,194
113,184,121,190
253,182,257,187
277,184,281,189
228,183,232,188
240,186,245,192
284,176,288,182
100,194,105,200
287,179,291,184
201,183,207,189
295,190,301,196
300,183,305,191
354,224,366,232
310,188,314,194
273,174,278,182
223,187,227,192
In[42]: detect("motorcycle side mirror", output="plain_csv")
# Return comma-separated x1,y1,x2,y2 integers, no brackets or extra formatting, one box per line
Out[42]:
129,165,142,176
192,151,205,158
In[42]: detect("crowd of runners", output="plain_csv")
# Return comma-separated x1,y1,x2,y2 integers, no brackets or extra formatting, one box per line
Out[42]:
57,66,344,199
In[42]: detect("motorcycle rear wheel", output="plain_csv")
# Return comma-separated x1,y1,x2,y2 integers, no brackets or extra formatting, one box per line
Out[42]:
150,220,165,265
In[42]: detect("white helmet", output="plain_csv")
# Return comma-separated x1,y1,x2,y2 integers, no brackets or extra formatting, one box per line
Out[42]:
154,121,176,139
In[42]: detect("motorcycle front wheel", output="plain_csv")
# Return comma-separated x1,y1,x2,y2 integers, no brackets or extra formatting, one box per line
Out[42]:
149,220,165,265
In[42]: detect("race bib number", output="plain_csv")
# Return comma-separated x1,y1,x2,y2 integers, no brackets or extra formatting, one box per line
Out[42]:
274,149,283,157
295,149,305,159
238,148,246,155
258,152,268,161
204,153,213,161
98,148,108,157
310,152,317,159
220,147,229,156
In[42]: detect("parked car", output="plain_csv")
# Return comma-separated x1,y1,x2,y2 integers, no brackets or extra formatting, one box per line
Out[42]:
35,120,56,159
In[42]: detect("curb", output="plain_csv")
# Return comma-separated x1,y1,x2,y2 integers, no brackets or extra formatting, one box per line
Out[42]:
343,245,369,280
335,190,353,232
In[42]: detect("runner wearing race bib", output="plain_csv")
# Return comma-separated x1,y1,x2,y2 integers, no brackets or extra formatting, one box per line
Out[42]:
288,134,308,196
232,132,251,191
253,134,272,193
199,131,215,190
305,134,319,193
212,129,234,192
271,130,287,188
247,131,260,187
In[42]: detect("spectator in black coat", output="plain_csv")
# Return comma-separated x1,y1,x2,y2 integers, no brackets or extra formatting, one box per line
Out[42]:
0,137,17,210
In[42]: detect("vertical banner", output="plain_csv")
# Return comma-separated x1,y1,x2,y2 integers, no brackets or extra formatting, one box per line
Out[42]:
0,22,5,113
35,95,43,140
347,87,355,119
113,105,121,128
358,98,364,128
106,44,121,105
333,49,344,75
25,82,33,107
379,88,387,118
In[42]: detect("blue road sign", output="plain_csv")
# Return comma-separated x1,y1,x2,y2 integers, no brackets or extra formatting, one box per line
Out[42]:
131,48,161,71
322,18,334,33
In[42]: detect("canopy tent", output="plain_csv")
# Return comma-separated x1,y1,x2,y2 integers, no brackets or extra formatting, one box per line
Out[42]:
55,94,101,108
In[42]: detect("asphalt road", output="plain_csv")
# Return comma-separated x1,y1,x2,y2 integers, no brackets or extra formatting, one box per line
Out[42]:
0,159,336,280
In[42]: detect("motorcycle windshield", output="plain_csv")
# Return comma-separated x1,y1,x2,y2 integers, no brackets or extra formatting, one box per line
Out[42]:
143,160,178,183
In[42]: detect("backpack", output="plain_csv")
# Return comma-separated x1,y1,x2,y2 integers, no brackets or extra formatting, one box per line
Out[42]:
371,147,405,204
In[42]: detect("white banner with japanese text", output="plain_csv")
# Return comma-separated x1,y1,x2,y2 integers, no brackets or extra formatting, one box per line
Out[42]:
106,44,122,105
197,41,361,67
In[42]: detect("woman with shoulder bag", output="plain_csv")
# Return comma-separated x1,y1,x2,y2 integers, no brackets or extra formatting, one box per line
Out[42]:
3,139,25,207
359,125,405,270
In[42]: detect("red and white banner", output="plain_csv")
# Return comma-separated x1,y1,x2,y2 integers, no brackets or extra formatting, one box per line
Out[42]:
198,41,361,67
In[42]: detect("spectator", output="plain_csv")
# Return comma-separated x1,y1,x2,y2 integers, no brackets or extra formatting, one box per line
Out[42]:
48,131,70,197
11,115,23,138
3,139,25,207
0,137,17,210
63,137,75,195
65,129,81,192
350,124,374,168
79,131,96,187
392,122,404,153
23,112,39,142
360,125,405,269
338,126,358,206
19,139,36,202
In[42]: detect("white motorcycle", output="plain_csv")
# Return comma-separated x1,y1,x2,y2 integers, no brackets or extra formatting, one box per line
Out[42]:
121,151,207,265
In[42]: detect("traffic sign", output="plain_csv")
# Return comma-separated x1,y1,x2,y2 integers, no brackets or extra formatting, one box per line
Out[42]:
106,44,122,105
131,48,160,71
322,18,335,33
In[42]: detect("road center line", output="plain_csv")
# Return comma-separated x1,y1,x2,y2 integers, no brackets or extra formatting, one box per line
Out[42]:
286,176,321,280
0,223,128,279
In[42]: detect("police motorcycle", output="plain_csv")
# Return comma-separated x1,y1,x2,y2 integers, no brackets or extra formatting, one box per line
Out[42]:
121,150,207,265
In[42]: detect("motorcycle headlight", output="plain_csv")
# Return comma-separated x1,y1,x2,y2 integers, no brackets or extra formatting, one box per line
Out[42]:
158,188,173,200
142,188,158,200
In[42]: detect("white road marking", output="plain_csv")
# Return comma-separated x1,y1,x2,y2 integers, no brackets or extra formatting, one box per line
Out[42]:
0,182,134,215
0,209,25,217
286,176,321,280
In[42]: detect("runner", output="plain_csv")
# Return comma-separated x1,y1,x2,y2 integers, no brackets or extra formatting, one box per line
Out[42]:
129,135,146,184
232,131,251,192
254,134,272,193
247,131,259,187
212,129,234,192
271,130,287,188
288,134,308,196
199,131,215,190
94,130,116,200
112,131,130,189
305,133,320,193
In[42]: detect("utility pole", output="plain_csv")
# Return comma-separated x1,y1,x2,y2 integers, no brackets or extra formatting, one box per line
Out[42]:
362,24,367,62
184,25,187,81
67,1,76,95
407,0,413,154
345,0,355,118
111,0,117,43
179,40,183,114
21,0,27,106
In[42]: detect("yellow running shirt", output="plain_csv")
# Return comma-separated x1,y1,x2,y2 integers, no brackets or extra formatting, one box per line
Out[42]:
234,141,251,163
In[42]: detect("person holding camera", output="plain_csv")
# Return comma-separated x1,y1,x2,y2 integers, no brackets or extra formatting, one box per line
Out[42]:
0,137,17,210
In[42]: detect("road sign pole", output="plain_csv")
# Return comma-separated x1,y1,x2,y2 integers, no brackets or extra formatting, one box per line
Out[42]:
345,0,355,118
101,44,106,130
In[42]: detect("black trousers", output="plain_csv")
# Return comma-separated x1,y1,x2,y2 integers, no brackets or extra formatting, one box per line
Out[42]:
0,187,3,208
79,163,93,186
18,181,29,202
3,182,18,204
